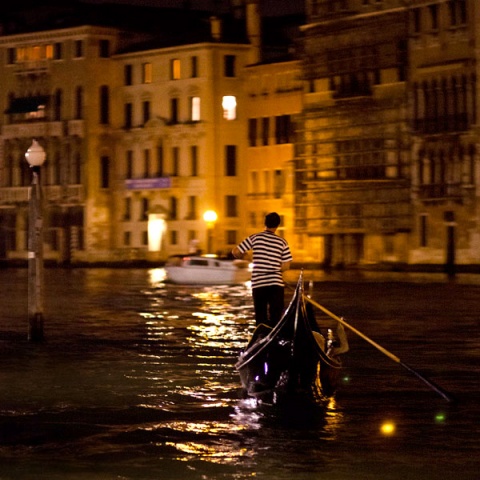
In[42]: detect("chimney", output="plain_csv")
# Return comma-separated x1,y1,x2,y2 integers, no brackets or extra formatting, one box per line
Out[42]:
246,0,261,64
210,16,222,41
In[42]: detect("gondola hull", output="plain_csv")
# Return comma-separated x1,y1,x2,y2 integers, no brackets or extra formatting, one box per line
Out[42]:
236,277,342,405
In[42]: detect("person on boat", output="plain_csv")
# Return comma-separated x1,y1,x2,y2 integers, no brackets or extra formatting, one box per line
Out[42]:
232,212,292,327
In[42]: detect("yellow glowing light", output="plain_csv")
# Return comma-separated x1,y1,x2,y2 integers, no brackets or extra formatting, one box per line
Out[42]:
149,267,167,284
203,210,218,224
380,421,396,435
148,214,166,252
222,95,237,120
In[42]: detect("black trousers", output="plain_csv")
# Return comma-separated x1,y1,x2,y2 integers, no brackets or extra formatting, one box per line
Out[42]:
252,285,284,327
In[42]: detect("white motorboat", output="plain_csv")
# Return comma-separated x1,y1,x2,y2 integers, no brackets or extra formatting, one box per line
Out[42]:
165,255,251,285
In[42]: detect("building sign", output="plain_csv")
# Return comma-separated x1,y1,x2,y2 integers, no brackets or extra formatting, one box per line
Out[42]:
126,177,171,190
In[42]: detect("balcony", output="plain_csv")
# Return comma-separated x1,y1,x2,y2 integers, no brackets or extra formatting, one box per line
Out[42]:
418,183,464,202
2,121,64,139
0,187,29,204
44,185,85,203
14,60,50,75
0,185,85,206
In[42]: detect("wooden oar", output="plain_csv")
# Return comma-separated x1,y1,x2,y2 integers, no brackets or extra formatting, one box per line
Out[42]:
303,294,456,403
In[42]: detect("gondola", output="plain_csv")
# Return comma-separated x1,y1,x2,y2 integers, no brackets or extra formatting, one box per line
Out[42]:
235,273,345,405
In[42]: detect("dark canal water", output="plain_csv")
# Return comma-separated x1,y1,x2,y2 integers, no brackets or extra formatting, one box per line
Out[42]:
0,268,478,480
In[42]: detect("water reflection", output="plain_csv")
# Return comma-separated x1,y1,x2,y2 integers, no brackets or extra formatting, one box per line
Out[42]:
133,272,352,469
0,268,479,480
148,267,168,284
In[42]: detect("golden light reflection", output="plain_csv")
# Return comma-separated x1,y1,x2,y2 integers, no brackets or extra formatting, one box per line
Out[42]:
142,314,179,321
380,421,396,435
165,441,250,462
152,420,242,435
142,420,255,464
148,268,167,285
322,398,344,439
187,310,249,350
192,290,222,302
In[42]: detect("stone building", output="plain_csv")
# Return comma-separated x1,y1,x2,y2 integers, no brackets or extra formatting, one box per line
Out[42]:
407,0,479,269
0,2,264,263
2,0,480,270
298,0,480,269
0,23,122,263
243,58,303,254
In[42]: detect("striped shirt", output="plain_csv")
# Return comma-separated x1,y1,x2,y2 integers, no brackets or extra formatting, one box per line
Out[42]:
236,230,292,289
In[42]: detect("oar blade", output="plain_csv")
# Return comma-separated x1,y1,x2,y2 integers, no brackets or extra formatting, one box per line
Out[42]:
399,361,457,404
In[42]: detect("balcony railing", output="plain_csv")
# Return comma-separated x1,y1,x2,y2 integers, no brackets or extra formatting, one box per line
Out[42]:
418,183,463,200
2,121,64,139
0,185,85,205
0,187,29,204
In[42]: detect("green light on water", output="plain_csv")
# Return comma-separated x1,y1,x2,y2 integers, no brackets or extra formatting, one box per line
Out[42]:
435,412,446,423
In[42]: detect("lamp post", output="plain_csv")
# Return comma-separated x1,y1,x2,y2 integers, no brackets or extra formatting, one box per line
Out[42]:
203,210,217,254
25,140,46,342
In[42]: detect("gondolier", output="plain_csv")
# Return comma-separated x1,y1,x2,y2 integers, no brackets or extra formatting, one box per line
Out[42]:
235,272,345,404
232,212,292,327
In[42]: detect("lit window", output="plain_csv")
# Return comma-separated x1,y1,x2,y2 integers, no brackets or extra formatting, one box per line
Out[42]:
191,96,201,121
142,62,152,83
222,95,236,120
17,47,26,62
171,59,181,80
32,46,41,61
27,104,46,120
45,44,53,59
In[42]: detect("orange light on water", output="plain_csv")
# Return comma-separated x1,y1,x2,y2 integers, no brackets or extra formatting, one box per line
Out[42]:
380,421,396,435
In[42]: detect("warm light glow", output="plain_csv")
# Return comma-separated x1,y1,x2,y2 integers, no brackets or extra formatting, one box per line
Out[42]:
171,58,181,80
222,95,237,120
203,210,218,224
191,96,201,121
148,214,166,251
380,421,396,435
148,268,167,285
25,140,46,167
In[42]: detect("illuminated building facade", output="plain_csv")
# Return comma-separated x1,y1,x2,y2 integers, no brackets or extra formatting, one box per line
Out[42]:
0,4,258,263
111,38,252,261
2,0,480,269
297,0,480,268
243,59,303,254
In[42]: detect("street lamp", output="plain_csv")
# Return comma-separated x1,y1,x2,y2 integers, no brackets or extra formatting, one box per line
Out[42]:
25,140,46,342
203,210,217,254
